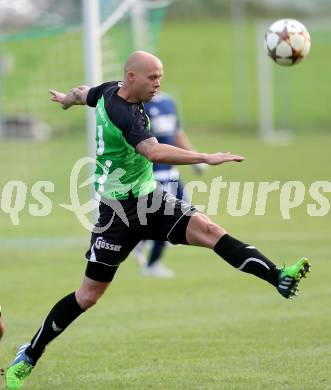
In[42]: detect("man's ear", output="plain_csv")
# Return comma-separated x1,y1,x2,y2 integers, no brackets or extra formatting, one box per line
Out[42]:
127,71,135,81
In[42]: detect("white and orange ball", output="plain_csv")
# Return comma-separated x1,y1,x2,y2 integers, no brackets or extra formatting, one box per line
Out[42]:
265,19,311,66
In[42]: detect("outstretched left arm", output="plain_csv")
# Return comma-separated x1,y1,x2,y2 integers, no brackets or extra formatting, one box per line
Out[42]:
49,85,90,110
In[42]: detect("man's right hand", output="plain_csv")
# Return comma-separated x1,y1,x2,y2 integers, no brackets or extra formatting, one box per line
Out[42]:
49,85,90,110
49,89,68,109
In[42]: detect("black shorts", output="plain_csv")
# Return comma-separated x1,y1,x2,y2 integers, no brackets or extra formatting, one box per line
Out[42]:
85,185,196,283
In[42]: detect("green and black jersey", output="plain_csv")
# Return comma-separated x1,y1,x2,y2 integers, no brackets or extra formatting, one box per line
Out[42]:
86,81,157,200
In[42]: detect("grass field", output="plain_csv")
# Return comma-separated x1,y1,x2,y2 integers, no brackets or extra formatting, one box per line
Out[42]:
1,131,331,389
1,11,331,390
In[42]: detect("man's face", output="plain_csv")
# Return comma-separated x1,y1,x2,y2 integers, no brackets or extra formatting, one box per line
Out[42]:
130,61,163,102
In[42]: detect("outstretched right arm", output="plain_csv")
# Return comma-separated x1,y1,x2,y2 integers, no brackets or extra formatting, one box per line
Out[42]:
49,85,90,110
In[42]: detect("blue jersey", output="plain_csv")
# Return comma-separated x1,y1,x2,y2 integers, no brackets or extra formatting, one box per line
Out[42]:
144,93,180,178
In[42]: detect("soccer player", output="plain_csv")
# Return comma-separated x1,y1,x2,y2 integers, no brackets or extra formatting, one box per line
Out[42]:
6,51,310,390
134,92,206,278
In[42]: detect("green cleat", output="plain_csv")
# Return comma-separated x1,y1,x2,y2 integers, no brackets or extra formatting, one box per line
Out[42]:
6,344,34,390
277,257,311,299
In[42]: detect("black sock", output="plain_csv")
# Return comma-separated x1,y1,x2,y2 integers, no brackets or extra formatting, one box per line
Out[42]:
26,292,85,364
214,234,279,286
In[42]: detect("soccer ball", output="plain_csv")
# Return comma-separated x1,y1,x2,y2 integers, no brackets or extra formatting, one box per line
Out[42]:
264,19,311,66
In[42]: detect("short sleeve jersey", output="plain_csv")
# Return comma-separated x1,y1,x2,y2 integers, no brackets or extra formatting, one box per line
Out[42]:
86,81,156,200
144,93,181,173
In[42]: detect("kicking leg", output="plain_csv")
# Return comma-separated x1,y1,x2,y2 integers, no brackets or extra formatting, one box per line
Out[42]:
185,213,310,299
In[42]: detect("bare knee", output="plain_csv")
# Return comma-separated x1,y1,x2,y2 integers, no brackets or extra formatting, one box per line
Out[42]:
186,213,227,248
76,290,99,310
75,277,110,310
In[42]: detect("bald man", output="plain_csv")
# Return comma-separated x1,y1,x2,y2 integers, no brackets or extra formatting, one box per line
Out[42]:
6,51,310,389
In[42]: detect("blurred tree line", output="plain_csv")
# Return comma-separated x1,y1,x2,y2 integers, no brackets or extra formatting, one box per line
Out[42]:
1,0,331,31
167,0,331,19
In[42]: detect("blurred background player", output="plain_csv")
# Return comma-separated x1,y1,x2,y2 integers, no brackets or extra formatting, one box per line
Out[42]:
134,92,206,278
